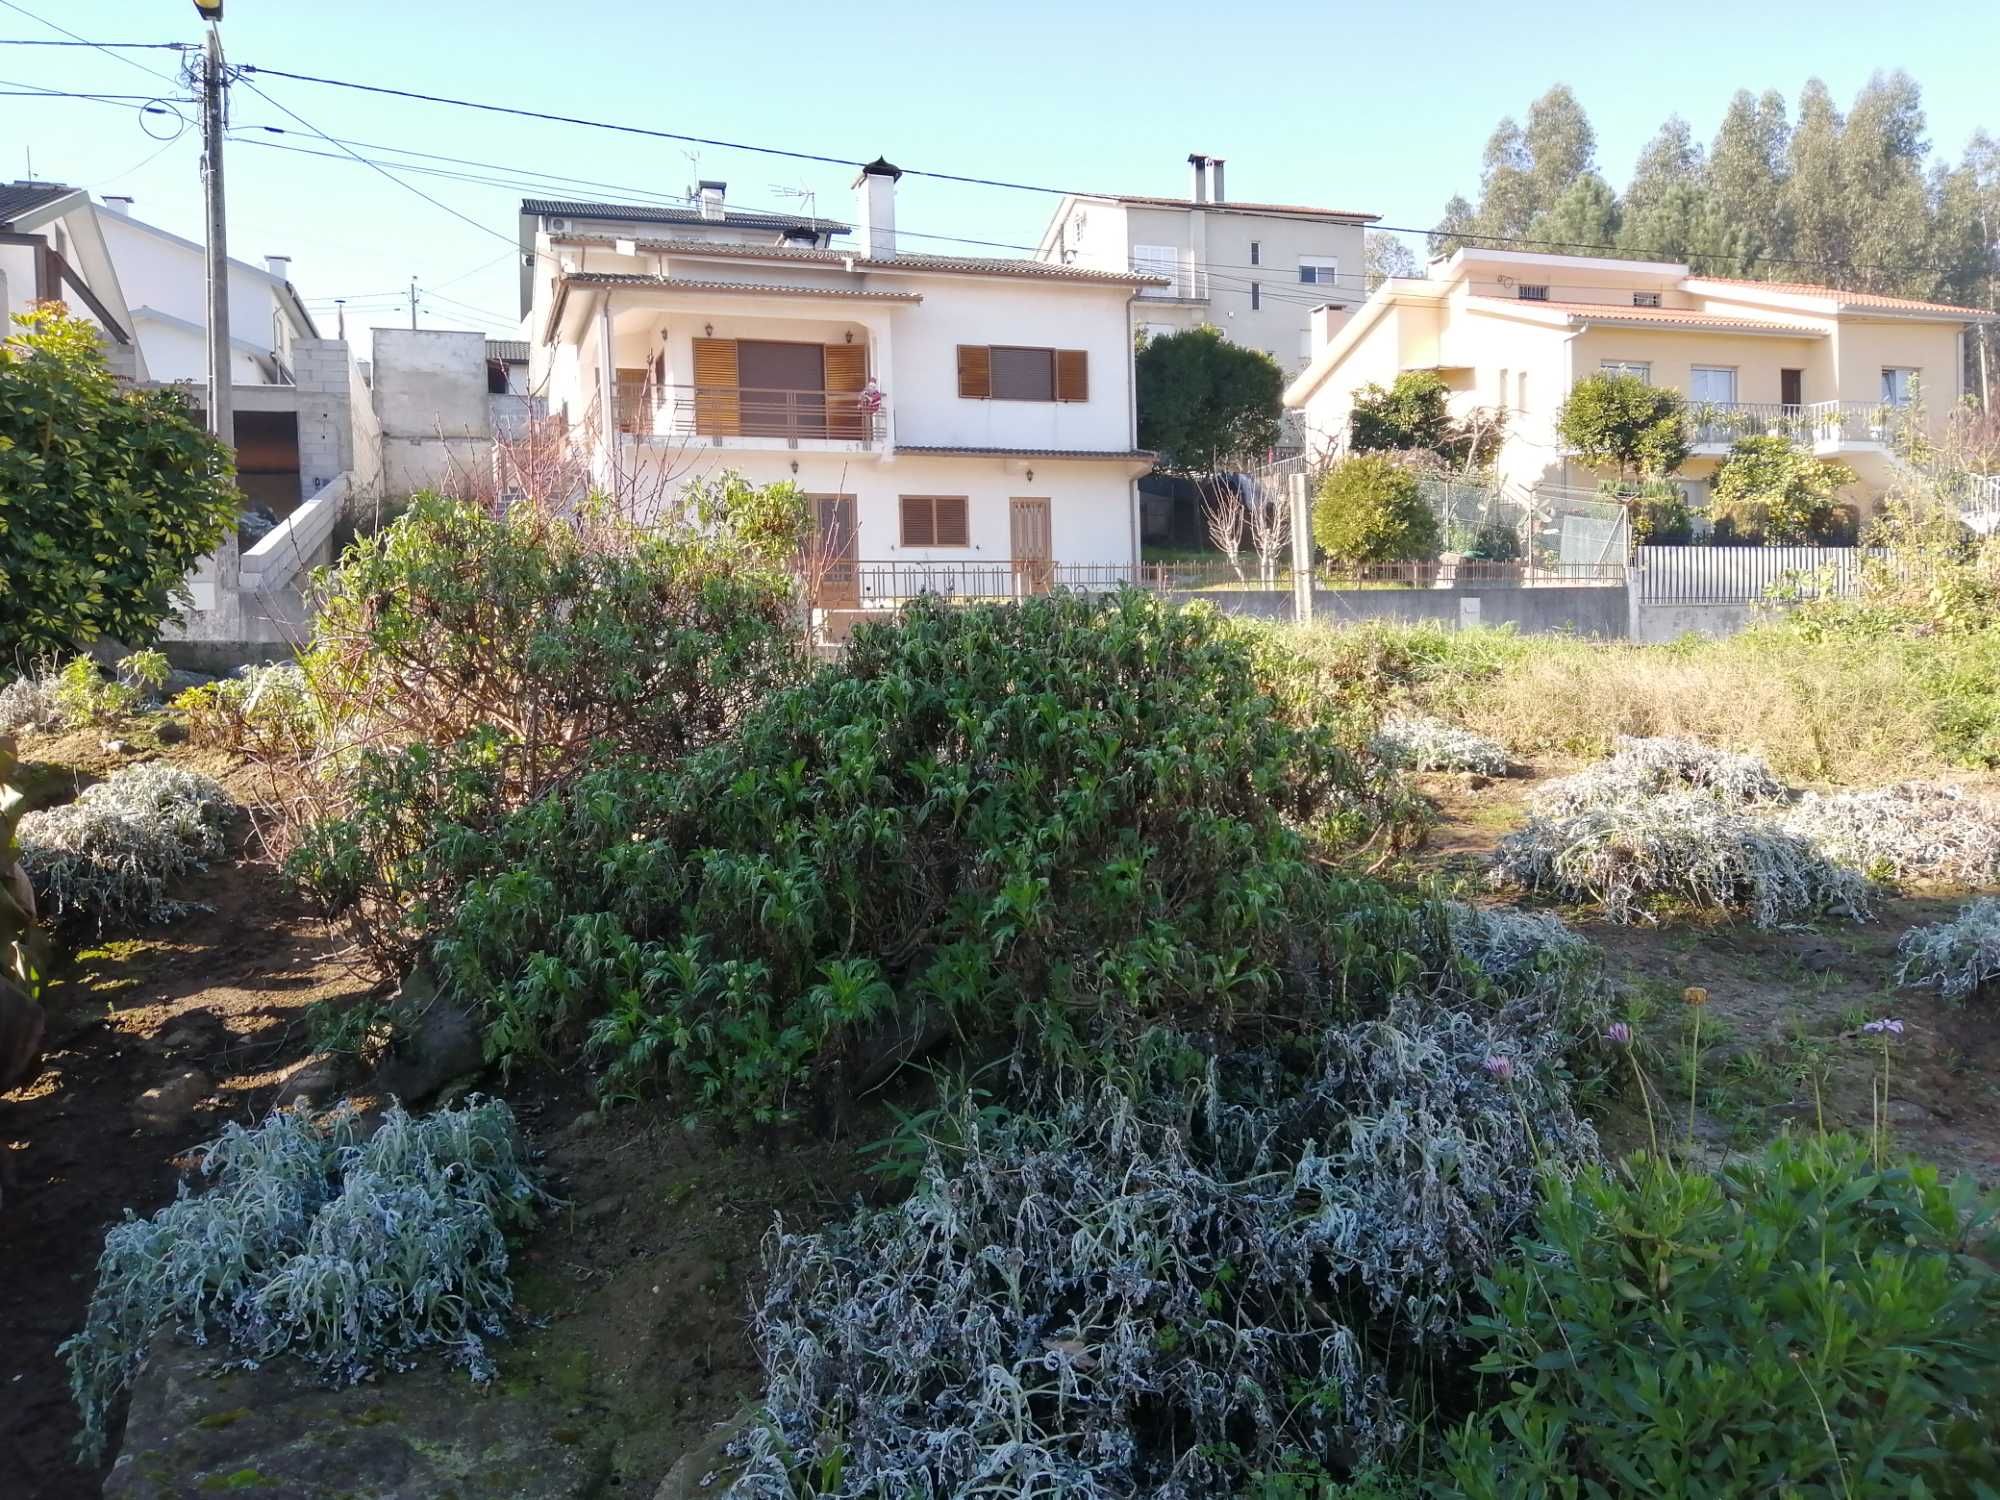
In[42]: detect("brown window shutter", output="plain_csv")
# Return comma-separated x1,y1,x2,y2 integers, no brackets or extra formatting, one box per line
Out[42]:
900,495,935,547
935,496,970,546
692,337,740,435
825,342,868,438
1055,349,1089,402
957,344,991,399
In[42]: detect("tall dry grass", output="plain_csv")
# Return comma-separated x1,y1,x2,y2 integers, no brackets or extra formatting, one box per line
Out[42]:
1278,621,2000,784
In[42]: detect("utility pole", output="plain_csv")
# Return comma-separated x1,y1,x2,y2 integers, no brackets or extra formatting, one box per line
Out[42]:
335,297,346,342
199,21,231,444
409,276,419,331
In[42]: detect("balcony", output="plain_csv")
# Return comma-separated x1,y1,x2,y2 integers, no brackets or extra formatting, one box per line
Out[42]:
1687,400,1918,454
614,381,885,449
1131,255,1208,301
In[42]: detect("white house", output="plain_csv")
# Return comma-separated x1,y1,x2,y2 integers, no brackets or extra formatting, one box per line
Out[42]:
523,163,1160,615
1037,155,1377,369
94,195,317,387
0,180,144,380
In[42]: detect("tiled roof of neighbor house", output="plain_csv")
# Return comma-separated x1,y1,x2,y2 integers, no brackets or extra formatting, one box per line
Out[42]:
1470,296,1826,334
0,180,80,228
896,445,1158,462
559,273,922,301
521,197,848,233
1686,276,1999,318
1108,194,1379,223
609,236,1166,286
485,339,529,362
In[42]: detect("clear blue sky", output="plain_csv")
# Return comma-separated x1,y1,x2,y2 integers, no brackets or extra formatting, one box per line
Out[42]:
6,0,1998,348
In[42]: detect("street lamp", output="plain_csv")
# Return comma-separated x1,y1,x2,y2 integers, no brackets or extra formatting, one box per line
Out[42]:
191,0,222,17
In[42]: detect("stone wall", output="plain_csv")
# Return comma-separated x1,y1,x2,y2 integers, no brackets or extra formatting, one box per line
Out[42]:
1163,585,1631,638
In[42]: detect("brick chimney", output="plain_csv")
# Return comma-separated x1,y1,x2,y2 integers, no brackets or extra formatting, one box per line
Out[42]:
1187,153,1209,203
854,157,902,259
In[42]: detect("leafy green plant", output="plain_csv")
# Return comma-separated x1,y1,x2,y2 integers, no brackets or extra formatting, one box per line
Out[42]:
1313,456,1441,565
62,1097,548,1463
1136,324,1285,475
1555,371,1689,483
0,305,238,658
1445,1133,2000,1499
1348,370,1505,471
1711,435,1857,543
49,655,137,725
175,661,321,758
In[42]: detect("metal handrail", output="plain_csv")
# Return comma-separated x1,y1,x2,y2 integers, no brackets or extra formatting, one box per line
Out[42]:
1686,399,1919,448
616,381,884,443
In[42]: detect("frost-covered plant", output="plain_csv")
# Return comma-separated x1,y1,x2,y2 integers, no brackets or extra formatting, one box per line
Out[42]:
62,1096,546,1462
729,1000,1597,1498
1783,782,2000,886
1898,897,2000,1004
0,668,62,735
1530,734,1788,817
1491,791,1870,927
17,764,233,927
1441,899,1610,1043
1370,714,1510,775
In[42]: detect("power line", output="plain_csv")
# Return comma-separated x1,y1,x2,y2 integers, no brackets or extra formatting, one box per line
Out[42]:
0,37,188,49
0,1,184,84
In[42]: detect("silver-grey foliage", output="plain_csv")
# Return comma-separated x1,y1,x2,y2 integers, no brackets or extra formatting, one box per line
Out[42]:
1492,790,1870,927
17,764,233,926
1531,735,1787,818
1783,782,2000,887
1897,897,2000,1004
729,997,1597,1498
1370,714,1511,775
0,670,61,735
62,1097,547,1462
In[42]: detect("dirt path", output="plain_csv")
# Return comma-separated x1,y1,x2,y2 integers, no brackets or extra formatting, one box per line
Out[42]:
1,745,371,1500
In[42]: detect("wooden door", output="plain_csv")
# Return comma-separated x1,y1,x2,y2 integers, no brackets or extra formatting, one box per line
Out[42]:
824,341,869,439
1009,498,1053,595
1781,368,1804,408
814,495,859,609
692,338,741,436
738,340,825,437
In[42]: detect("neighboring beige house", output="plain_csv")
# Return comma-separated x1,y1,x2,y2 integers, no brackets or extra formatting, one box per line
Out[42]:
523,163,1159,617
1037,155,1377,370
1287,247,1998,518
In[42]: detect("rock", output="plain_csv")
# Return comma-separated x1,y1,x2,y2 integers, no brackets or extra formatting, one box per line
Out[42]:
101,737,131,756
148,1008,230,1061
1,980,46,1098
370,968,484,1105
104,1334,592,1500
152,718,187,746
132,1069,212,1134
653,1407,759,1500
271,1054,345,1111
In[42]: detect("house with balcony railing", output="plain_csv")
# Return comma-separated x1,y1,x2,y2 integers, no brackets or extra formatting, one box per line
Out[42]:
1286,247,1998,526
522,165,1159,621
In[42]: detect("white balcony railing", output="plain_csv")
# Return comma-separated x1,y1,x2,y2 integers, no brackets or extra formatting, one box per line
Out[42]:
1132,255,1208,301
1687,400,1919,450
616,382,884,446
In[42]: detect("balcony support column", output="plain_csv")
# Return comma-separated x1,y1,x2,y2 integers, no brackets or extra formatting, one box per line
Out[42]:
856,310,895,459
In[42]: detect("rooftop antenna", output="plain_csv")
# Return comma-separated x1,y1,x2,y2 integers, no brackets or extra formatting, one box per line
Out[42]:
681,149,701,204
771,183,818,221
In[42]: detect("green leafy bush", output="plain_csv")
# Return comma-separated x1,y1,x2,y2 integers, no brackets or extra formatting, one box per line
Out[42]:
0,306,238,657
18,764,234,927
1711,435,1857,544
1313,456,1441,565
62,1097,547,1463
1445,1134,2000,1499
409,593,1424,1119
175,660,320,758
1348,370,1504,470
1554,372,1689,482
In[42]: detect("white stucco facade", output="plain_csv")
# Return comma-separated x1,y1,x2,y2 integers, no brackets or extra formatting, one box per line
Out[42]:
525,170,1156,595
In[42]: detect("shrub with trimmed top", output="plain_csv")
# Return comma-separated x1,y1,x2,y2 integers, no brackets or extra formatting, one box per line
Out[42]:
1312,456,1440,566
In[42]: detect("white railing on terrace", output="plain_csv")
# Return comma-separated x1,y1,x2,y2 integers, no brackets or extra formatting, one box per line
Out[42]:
1687,400,1919,449
616,382,884,445
1132,257,1208,300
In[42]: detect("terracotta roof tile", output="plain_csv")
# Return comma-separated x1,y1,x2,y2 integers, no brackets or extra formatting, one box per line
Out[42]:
1109,194,1378,223
561,273,921,301
1686,275,1996,318
521,196,847,233
1469,296,1826,333
576,235,1165,286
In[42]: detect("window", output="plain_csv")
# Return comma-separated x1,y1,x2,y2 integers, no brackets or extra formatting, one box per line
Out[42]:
1600,359,1651,384
1132,243,1179,296
1689,366,1737,404
958,345,1088,402
900,495,970,548
1632,291,1662,308
1517,284,1550,301
1249,240,1261,266
1250,282,1261,311
1298,255,1339,286
1881,367,1919,405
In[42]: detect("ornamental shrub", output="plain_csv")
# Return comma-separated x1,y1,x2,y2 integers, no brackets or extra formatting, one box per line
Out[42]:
1781,781,2000,886
1529,734,1787,817
62,1097,547,1463
1313,456,1440,565
1897,896,2000,1003
1711,435,1856,544
414,592,1425,1120
0,306,238,658
1554,372,1689,482
1445,1134,2000,1499
1371,713,1510,774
